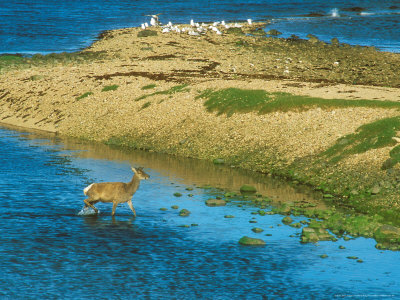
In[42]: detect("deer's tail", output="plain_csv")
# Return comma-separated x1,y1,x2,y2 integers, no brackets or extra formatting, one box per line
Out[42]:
83,183,94,196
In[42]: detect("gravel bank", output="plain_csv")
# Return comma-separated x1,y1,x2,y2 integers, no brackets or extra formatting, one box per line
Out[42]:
1,22,400,215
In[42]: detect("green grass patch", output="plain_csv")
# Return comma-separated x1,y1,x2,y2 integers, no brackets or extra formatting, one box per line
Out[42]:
137,30,158,37
140,101,151,110
135,84,189,101
141,84,156,90
197,88,400,117
76,92,94,100
0,51,106,73
101,84,119,92
322,116,400,165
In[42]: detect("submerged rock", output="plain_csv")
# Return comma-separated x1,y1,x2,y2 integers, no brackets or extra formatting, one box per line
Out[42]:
205,198,227,207
238,236,266,246
213,158,225,165
240,184,257,194
179,209,191,217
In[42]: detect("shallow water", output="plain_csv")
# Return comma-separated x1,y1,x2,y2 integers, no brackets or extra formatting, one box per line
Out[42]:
0,124,399,299
1,0,399,54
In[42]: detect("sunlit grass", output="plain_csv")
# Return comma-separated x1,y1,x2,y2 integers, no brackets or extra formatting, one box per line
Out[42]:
197,88,400,116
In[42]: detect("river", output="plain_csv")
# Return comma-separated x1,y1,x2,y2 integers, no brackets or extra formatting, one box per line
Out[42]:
0,124,399,299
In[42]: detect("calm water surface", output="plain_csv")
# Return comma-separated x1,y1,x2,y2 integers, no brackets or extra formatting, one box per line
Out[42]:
0,125,399,299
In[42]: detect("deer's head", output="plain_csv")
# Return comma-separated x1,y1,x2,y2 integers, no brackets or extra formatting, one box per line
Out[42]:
132,167,150,180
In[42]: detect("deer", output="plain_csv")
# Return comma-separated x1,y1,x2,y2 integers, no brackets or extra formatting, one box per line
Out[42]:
82,167,150,217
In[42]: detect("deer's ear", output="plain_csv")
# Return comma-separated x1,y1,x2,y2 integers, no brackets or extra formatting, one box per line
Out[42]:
131,166,137,173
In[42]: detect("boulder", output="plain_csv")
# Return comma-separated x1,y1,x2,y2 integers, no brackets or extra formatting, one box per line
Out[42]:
251,227,264,233
238,236,266,246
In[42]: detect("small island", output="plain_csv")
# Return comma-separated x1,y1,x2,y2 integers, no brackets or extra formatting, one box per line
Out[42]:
1,20,400,226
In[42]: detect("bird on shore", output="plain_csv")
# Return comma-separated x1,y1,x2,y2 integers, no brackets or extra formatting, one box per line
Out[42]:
145,13,162,25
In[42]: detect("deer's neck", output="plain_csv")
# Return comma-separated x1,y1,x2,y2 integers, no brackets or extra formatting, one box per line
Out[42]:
127,174,140,194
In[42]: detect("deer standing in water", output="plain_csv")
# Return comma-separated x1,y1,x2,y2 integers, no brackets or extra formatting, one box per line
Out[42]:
83,167,150,216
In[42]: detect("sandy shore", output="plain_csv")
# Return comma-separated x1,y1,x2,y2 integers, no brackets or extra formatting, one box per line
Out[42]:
1,22,400,215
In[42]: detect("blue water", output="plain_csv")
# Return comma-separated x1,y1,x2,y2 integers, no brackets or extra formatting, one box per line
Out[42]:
1,125,400,299
0,0,399,54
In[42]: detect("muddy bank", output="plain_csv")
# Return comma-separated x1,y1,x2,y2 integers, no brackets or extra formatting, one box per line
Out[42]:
1,22,400,227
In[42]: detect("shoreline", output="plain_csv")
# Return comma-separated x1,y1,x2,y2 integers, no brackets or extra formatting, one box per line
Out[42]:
2,22,400,240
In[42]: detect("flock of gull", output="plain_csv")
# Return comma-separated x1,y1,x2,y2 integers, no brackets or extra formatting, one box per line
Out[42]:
141,14,253,36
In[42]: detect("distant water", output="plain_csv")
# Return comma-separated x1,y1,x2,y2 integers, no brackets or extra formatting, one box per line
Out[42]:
0,0,399,54
1,125,400,299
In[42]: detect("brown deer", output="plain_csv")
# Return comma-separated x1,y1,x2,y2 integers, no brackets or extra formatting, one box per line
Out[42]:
83,167,150,216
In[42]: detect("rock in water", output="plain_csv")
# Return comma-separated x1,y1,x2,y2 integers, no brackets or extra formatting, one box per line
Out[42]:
179,209,191,217
212,158,225,165
240,184,257,194
282,216,293,224
238,236,266,246
205,198,227,207
374,225,400,246
301,227,334,243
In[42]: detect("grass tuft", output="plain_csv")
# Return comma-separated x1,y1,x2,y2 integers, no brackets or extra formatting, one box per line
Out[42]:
76,92,94,100
101,85,119,92
135,84,189,101
140,101,151,110
322,116,400,164
141,84,156,90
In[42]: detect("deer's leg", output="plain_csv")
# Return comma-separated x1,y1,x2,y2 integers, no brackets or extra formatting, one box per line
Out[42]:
127,200,136,217
112,202,119,216
84,198,99,213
